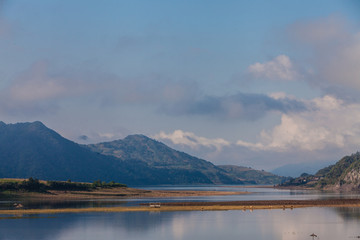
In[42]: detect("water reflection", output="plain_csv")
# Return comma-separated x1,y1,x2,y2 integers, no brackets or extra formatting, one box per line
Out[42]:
1,208,360,240
333,207,360,221
1,187,360,240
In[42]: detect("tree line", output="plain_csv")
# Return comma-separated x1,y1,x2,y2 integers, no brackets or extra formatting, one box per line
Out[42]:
0,178,127,192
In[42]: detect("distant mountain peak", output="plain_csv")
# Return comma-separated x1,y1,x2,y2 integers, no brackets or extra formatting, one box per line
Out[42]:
30,121,46,126
0,120,129,183
122,134,168,148
27,121,48,130
124,134,153,141
0,121,48,130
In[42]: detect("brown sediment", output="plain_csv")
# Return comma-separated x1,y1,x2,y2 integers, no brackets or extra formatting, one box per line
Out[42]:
153,199,360,207
1,187,247,200
1,199,360,216
226,185,275,189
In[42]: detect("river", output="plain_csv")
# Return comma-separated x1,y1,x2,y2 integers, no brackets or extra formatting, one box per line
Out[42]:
1,186,359,240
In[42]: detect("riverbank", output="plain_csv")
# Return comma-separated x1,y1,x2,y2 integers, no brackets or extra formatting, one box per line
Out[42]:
1,199,360,216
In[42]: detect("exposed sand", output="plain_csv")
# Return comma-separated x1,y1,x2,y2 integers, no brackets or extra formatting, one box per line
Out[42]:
2,187,247,200
1,199,360,216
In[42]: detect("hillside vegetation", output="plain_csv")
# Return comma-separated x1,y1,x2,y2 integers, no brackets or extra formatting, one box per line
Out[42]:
0,178,126,193
217,165,288,185
280,152,360,191
88,135,286,185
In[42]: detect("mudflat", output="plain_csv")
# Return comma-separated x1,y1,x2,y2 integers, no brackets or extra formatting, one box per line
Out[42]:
1,198,360,216
1,187,247,200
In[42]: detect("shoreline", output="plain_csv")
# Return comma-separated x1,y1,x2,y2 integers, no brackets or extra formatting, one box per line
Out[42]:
1,199,360,216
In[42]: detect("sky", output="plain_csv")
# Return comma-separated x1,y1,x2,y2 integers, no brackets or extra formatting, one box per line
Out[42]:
0,0,360,171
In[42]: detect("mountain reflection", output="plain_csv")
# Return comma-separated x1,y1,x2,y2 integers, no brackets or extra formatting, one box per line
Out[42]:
2,207,360,240
332,207,360,221
0,211,194,240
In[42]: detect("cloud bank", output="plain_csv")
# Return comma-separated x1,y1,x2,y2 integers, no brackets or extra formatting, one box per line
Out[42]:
161,92,307,121
237,95,360,152
248,55,299,81
154,130,230,152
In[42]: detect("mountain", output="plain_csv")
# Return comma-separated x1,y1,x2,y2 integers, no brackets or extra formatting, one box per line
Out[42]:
217,165,289,185
87,135,287,185
87,135,243,185
0,121,242,185
0,121,127,183
0,121,233,185
317,152,360,191
0,121,285,185
280,152,360,191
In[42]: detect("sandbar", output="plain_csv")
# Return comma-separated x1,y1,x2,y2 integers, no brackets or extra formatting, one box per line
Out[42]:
1,199,360,216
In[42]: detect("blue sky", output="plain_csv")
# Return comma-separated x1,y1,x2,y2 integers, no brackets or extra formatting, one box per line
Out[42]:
1,0,360,170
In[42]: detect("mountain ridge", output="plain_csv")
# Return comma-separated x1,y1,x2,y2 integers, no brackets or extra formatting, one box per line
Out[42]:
88,134,288,185
87,134,244,185
0,121,286,185
0,121,126,183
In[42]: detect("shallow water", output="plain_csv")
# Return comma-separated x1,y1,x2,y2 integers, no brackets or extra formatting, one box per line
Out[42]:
1,186,360,240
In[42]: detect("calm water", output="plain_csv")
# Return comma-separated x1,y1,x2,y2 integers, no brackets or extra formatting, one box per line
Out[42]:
1,186,360,240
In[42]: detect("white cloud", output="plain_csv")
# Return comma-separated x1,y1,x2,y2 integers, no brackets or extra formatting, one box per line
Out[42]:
154,130,230,152
237,95,360,152
248,55,299,81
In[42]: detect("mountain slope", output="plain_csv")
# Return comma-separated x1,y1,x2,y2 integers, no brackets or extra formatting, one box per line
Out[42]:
280,152,360,191
87,135,243,184
218,165,288,185
317,152,360,190
0,122,244,185
0,121,126,182
0,121,285,185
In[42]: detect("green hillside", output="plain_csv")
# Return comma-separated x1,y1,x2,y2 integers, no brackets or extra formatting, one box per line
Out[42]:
280,152,360,191
218,165,288,185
